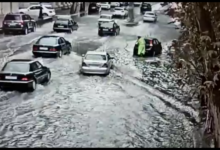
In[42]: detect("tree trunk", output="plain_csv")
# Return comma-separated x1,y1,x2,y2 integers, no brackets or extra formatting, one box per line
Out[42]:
127,2,134,22
70,2,79,14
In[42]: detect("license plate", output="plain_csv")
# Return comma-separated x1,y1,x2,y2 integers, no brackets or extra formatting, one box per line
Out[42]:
92,7,96,9
58,26,64,28
103,29,108,31
9,23,17,26
5,76,17,80
40,47,48,50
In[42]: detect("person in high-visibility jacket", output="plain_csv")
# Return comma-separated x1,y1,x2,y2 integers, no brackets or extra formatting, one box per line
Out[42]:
137,36,146,56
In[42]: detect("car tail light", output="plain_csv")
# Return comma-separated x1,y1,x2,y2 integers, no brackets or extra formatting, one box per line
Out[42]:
149,40,153,47
19,21,24,25
21,77,28,81
3,21,7,24
103,63,108,68
33,46,38,51
110,29,113,31
82,62,87,66
50,48,56,51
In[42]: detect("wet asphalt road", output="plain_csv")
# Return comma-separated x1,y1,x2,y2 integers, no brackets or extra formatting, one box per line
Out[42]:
0,5,198,147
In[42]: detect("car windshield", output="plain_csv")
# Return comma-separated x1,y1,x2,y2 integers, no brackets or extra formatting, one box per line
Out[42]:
145,13,154,15
100,22,113,28
36,37,58,45
55,20,68,24
4,15,21,20
85,54,107,61
2,62,29,73
115,8,123,10
100,15,111,19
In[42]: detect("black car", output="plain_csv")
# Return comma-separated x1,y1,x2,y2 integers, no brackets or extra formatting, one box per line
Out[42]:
32,35,72,58
2,13,36,35
133,38,162,56
0,59,51,92
140,3,152,14
98,21,120,36
88,3,99,14
53,18,78,33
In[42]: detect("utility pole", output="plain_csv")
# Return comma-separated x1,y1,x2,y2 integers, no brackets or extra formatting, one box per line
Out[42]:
127,2,134,23
10,2,12,13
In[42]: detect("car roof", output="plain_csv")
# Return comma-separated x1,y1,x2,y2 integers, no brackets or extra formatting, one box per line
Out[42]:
5,12,22,16
86,51,107,55
100,14,112,17
40,35,60,39
9,59,36,63
115,7,123,9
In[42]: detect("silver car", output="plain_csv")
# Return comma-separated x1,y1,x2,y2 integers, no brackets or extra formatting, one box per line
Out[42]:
80,51,114,75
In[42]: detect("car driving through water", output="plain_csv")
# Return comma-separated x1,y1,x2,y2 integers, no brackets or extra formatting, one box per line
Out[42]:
80,51,114,76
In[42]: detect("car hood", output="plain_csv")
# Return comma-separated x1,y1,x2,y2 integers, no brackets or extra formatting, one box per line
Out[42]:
19,8,27,12
98,18,112,22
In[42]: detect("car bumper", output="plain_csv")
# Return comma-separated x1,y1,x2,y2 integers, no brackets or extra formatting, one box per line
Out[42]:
143,17,155,21
100,31,114,34
53,27,69,31
3,27,25,31
33,51,58,55
0,80,33,88
113,13,124,16
80,67,109,75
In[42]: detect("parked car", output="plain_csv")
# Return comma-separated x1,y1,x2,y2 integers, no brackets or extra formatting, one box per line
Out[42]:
2,13,36,35
19,4,56,17
0,59,51,92
53,17,78,33
133,38,162,57
112,7,128,19
98,2,111,10
140,3,152,14
88,2,99,14
98,21,120,36
134,2,142,7
80,51,114,75
32,35,72,58
98,14,115,26
110,2,120,8
143,11,157,22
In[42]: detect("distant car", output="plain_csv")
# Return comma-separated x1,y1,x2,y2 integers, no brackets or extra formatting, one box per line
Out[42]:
112,7,128,19
133,38,162,56
140,3,152,14
80,51,114,75
98,2,111,10
2,13,36,35
88,3,98,14
134,2,142,6
110,2,120,8
0,59,51,92
32,35,72,58
19,4,56,17
98,14,114,26
143,11,157,22
98,21,120,36
53,18,78,33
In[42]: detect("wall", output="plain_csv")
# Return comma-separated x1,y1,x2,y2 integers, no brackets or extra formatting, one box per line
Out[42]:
0,2,19,15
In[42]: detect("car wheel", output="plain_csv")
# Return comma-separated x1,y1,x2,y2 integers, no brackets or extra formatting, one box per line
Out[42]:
29,80,37,92
57,50,63,58
98,32,102,36
23,27,28,35
44,71,51,83
67,44,72,54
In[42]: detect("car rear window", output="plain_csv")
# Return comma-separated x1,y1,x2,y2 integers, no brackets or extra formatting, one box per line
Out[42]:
2,62,29,73
115,7,123,10
44,5,53,9
85,54,107,61
100,15,111,19
4,15,21,20
36,37,58,45
100,22,113,28
55,20,68,24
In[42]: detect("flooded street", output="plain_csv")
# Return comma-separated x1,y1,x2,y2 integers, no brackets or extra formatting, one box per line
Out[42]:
0,4,197,147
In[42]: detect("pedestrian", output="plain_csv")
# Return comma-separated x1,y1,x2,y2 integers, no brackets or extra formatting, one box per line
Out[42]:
99,6,102,15
137,36,146,56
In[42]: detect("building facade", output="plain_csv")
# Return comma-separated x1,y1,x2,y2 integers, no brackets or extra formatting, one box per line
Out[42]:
0,2,19,15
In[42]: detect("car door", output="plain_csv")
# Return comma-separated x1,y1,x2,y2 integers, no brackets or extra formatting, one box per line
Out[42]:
58,38,66,53
22,15,31,29
28,6,38,16
26,14,35,28
30,62,44,83
106,53,112,68
68,20,73,29
35,61,48,81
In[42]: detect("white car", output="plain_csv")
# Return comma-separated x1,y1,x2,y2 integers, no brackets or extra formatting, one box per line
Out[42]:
110,2,120,7
98,14,115,25
143,11,157,22
80,51,114,75
112,7,128,18
99,2,111,10
19,4,56,17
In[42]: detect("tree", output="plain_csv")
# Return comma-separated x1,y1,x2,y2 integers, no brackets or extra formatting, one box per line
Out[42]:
174,2,220,147
127,2,134,22
70,2,79,14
